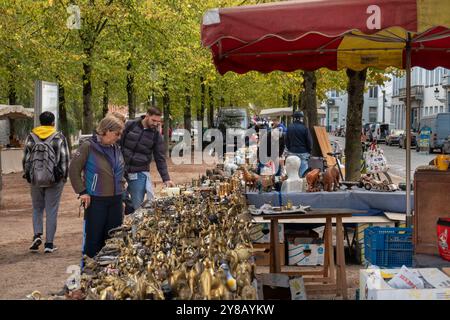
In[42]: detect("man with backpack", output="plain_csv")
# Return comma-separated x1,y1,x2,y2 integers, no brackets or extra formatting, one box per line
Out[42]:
120,107,174,214
22,111,70,253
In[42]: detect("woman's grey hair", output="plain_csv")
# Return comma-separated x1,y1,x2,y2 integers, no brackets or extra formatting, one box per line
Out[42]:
96,116,125,135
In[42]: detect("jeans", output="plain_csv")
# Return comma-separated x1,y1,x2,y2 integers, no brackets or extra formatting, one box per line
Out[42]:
288,152,310,177
126,172,154,211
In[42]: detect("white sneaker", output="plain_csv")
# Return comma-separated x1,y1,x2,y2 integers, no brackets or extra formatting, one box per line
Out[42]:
44,243,58,253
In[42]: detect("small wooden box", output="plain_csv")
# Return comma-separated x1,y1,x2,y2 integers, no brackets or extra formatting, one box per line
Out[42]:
252,243,286,266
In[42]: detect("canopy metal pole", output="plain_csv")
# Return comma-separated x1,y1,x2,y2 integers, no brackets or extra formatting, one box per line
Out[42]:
405,34,412,228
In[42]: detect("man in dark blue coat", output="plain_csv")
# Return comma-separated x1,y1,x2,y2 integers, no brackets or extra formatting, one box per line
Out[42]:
285,111,313,177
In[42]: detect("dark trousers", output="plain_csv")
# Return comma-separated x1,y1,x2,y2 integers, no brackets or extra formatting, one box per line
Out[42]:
82,195,123,258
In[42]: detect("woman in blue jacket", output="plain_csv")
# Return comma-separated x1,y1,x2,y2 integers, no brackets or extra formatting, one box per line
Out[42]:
69,116,125,258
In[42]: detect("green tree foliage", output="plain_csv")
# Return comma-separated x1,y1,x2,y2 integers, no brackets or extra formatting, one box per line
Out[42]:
0,0,395,142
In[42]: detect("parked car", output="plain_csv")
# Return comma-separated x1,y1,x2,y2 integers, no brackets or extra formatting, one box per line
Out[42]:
398,131,417,149
385,129,404,146
416,113,450,153
335,125,345,137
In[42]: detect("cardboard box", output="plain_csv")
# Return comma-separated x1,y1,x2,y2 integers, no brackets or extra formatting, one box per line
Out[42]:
250,223,284,243
252,243,285,266
355,222,395,265
288,241,324,266
360,268,450,300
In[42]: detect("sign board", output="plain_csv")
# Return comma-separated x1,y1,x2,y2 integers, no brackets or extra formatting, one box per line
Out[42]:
418,126,431,150
34,80,59,129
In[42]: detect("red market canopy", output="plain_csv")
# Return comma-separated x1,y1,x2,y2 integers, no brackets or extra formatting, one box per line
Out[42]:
201,0,450,223
201,0,450,75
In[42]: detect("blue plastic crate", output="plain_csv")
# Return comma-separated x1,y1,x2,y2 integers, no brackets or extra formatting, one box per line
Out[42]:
364,227,413,268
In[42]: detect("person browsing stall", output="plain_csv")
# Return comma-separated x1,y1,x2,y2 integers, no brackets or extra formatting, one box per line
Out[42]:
69,116,125,258
120,107,174,214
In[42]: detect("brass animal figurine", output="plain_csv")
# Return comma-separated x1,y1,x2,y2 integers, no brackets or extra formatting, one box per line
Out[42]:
239,166,259,191
321,166,340,192
306,169,321,192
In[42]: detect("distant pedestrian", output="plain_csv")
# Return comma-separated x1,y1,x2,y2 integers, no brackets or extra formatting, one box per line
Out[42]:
69,116,125,258
272,117,287,134
285,111,313,177
23,111,70,253
120,107,174,214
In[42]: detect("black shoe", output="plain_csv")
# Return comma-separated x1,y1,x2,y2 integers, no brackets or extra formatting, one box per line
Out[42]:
29,235,42,252
44,243,58,253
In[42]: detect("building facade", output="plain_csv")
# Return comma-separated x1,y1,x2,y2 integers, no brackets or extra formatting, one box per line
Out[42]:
323,86,390,132
391,67,449,131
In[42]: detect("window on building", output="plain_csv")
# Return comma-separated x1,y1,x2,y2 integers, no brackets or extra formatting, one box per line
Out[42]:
369,106,378,122
426,70,430,86
434,69,440,86
440,105,444,113
369,86,378,98
435,106,439,113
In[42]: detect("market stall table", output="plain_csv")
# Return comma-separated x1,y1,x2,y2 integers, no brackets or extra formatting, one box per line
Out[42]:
261,208,365,300
247,190,414,213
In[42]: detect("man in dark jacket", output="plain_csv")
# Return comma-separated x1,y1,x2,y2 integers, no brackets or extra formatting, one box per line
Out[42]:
285,111,313,177
120,107,174,213
23,111,69,253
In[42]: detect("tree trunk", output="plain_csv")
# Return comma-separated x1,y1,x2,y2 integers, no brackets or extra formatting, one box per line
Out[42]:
345,68,367,181
102,81,109,117
7,64,17,105
163,77,170,156
127,58,136,119
151,92,156,108
57,78,72,153
293,95,298,111
199,76,205,128
220,96,225,109
287,93,293,109
82,61,93,133
184,87,191,132
300,71,321,157
208,86,214,128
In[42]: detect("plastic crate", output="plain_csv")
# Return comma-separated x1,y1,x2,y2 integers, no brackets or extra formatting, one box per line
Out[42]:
364,227,413,267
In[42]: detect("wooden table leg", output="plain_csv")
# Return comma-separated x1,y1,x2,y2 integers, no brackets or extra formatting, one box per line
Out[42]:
269,218,281,273
323,222,329,279
336,217,348,300
325,218,335,283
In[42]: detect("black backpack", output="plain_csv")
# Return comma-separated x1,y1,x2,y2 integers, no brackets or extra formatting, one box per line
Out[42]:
29,132,58,187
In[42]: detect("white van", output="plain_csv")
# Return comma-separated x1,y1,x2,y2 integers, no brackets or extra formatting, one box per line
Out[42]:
417,113,450,153
369,123,390,142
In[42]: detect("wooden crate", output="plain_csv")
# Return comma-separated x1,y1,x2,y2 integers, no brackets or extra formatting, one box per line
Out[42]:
414,170,450,255
252,243,286,266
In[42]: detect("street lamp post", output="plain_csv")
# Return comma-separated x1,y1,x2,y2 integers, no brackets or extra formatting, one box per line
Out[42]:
382,89,386,123
434,87,448,112
327,104,330,132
